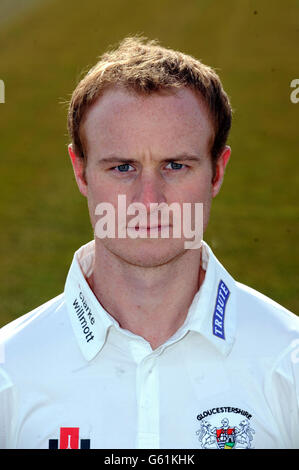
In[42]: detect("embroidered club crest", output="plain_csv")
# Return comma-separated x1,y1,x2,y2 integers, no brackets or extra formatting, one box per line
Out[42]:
196,416,255,449
216,419,235,449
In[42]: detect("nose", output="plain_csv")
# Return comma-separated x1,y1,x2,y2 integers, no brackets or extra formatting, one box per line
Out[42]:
131,170,167,210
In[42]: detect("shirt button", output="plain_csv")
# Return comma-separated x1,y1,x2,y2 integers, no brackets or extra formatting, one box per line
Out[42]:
130,340,151,363
146,357,155,370
144,397,151,407
195,373,205,383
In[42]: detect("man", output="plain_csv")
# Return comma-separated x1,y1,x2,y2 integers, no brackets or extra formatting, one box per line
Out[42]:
0,37,298,450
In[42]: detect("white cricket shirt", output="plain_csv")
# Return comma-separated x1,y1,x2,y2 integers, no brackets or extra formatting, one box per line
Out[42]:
0,240,298,449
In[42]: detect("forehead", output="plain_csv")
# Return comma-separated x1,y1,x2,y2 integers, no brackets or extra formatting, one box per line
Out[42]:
80,85,214,157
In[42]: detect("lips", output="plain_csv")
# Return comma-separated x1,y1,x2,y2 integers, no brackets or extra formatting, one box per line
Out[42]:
130,225,170,229
126,225,172,233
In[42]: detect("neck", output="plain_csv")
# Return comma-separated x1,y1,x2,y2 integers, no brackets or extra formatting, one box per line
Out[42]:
87,244,205,350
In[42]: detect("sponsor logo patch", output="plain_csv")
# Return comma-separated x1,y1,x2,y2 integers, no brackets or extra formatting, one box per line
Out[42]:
49,427,90,449
196,406,255,449
72,290,95,344
212,280,230,339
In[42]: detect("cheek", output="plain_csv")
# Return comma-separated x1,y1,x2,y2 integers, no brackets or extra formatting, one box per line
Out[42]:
84,174,105,226
179,176,213,204
85,174,125,229
86,169,113,203
185,177,213,232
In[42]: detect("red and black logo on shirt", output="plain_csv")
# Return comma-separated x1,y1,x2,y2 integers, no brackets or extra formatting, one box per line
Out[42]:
49,427,90,449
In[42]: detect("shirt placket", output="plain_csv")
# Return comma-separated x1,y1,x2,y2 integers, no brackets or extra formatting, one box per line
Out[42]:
130,340,160,449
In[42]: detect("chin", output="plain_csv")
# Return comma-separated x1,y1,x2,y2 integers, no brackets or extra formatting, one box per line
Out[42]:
103,237,188,268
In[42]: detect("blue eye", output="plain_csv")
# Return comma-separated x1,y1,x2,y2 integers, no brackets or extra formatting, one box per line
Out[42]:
115,164,133,172
166,162,184,170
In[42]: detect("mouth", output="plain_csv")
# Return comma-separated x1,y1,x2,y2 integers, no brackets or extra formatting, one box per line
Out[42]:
127,225,171,232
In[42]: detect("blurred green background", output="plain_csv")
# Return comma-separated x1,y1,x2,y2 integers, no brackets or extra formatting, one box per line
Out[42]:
0,0,298,327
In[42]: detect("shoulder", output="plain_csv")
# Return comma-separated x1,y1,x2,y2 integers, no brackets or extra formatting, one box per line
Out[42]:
233,280,299,354
235,280,298,329
0,293,66,346
0,293,80,379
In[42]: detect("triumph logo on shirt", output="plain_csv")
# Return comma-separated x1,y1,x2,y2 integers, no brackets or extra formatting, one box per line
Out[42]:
196,407,255,449
49,427,90,449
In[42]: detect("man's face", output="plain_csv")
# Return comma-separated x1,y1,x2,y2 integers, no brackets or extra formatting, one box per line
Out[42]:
69,86,230,267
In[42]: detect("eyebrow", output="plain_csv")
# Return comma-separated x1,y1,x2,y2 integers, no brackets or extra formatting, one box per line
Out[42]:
97,154,201,165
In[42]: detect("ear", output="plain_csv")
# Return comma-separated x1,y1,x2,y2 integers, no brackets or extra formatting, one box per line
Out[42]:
68,143,88,197
211,145,231,198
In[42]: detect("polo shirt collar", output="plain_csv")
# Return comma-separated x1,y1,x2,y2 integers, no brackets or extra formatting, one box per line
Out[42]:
64,240,237,361
64,240,117,361
185,241,237,356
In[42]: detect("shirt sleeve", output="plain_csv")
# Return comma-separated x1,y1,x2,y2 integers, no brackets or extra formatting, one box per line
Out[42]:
264,338,299,449
0,366,15,449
